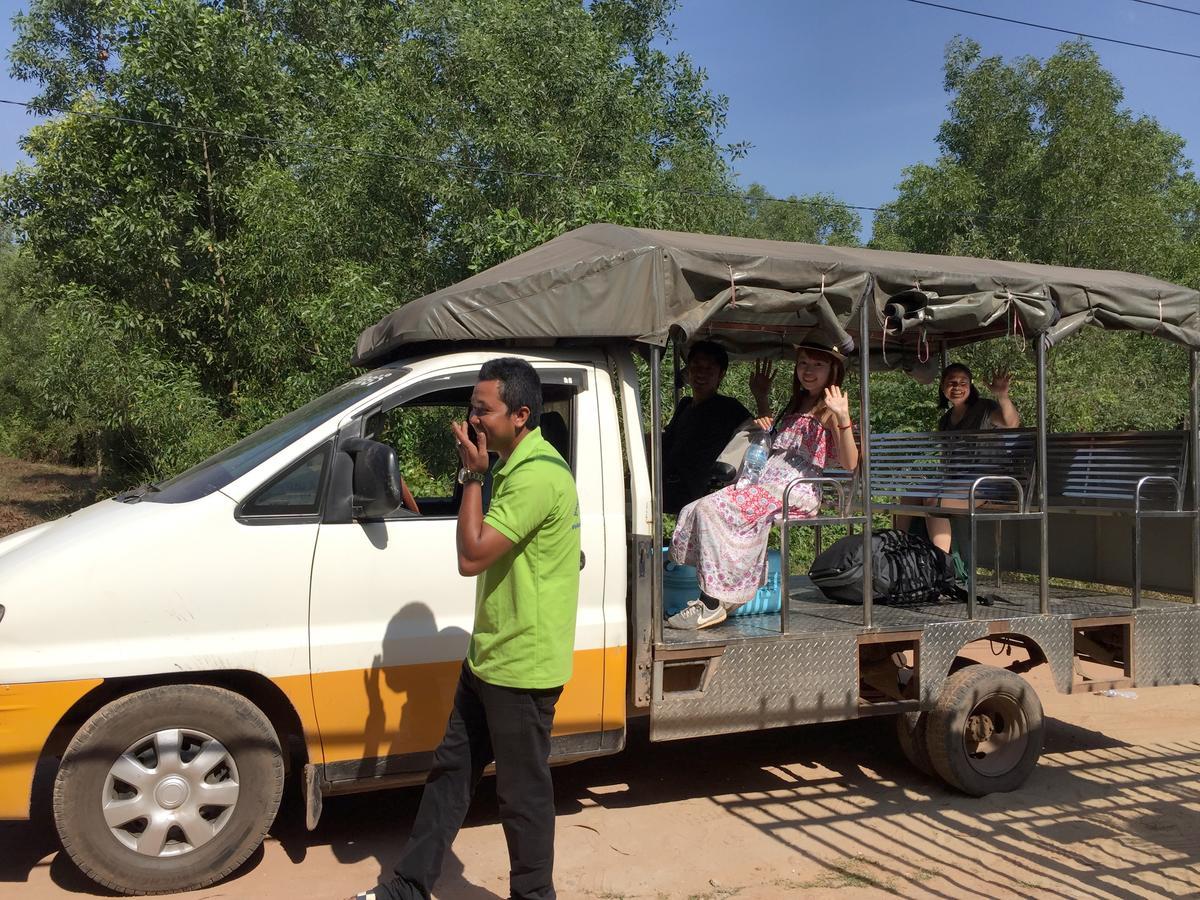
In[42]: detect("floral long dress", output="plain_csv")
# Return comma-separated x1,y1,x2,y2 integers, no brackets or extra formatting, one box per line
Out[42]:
669,412,838,609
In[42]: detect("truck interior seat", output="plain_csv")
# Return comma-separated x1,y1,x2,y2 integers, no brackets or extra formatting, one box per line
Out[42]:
540,410,571,464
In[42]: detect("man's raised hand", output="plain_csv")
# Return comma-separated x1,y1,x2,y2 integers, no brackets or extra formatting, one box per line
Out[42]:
750,359,775,403
451,420,489,473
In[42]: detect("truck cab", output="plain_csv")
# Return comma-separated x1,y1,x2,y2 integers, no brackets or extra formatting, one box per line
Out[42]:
0,348,638,895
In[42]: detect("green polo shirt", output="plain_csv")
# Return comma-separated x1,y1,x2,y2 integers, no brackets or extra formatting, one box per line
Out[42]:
468,426,581,689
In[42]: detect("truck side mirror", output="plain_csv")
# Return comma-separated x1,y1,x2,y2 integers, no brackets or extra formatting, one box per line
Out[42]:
339,437,404,518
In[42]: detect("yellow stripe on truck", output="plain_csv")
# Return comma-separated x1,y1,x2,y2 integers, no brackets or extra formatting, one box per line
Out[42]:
271,672,326,765
307,646,627,765
0,645,628,821
0,678,101,820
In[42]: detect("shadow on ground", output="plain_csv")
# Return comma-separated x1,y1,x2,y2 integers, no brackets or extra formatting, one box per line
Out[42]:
294,715,1199,899
4,713,1199,898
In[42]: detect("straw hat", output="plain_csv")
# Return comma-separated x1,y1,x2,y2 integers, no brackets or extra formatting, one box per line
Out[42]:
794,337,847,363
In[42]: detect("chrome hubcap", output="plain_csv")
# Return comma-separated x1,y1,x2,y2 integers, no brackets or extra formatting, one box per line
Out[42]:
153,775,189,810
102,728,240,857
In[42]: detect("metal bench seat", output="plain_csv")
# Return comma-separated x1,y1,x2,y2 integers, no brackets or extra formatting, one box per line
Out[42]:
770,430,1040,622
1045,430,1191,606
1047,430,1189,511
867,429,1040,614
869,429,1038,512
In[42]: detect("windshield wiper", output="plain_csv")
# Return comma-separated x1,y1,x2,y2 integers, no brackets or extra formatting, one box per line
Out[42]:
114,482,161,503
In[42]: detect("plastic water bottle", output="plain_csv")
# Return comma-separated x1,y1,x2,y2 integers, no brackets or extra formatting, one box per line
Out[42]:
737,431,773,488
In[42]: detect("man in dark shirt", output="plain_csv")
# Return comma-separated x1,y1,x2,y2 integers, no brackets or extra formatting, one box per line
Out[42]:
662,341,755,514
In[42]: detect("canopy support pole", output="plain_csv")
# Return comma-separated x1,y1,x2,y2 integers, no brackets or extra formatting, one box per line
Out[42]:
650,347,665,645
1036,335,1050,614
1192,350,1199,605
860,289,874,629
671,336,682,411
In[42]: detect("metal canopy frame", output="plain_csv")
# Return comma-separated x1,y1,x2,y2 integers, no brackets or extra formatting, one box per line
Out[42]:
1192,350,1200,606
650,345,665,647
649,280,1200,649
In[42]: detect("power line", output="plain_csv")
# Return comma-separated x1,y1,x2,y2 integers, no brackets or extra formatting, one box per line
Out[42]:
901,0,1200,60
1128,0,1200,17
0,97,1192,232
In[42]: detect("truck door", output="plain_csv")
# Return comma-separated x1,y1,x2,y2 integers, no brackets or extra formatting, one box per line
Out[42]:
307,360,610,785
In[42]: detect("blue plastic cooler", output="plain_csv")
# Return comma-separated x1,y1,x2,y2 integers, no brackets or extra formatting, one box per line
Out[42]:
662,548,782,617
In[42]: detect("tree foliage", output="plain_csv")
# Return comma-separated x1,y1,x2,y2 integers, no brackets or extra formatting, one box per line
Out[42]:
2,0,773,477
3,19,1198,478
872,38,1200,432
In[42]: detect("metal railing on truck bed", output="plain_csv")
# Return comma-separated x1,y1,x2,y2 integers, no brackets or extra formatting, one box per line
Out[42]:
866,429,1041,614
1045,430,1191,607
769,429,1042,632
666,428,1196,646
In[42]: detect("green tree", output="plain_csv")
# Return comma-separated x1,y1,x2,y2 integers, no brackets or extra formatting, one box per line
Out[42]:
3,0,750,478
730,184,860,246
872,38,1200,431
0,235,52,457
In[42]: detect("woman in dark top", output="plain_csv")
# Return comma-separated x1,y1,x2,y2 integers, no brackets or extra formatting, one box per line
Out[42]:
927,363,1020,551
937,363,1019,431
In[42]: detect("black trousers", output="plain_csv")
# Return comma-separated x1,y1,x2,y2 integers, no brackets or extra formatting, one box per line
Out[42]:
373,661,562,900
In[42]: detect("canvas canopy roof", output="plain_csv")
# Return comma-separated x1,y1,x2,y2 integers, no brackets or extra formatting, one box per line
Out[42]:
353,223,1200,367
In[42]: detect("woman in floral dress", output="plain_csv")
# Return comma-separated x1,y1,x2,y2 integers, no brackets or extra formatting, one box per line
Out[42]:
667,342,860,630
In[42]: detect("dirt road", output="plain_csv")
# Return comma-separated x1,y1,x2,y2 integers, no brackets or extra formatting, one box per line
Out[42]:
0,455,99,539
3,666,1198,900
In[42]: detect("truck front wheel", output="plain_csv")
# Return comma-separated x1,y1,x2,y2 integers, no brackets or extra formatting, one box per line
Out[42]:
53,684,284,895
925,665,1043,796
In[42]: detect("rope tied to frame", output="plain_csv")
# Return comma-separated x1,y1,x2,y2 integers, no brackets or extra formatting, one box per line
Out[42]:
803,272,829,325
881,289,898,368
1006,289,1027,352
912,279,927,364
727,264,738,307
1155,292,1164,334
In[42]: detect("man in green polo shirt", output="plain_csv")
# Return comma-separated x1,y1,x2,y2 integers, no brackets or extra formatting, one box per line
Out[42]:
353,358,579,900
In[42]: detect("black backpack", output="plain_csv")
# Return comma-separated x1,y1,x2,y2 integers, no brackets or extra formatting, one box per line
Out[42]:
808,529,966,605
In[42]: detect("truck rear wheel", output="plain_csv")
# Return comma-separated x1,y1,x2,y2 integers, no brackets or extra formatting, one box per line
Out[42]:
925,665,1043,796
53,684,284,895
894,656,976,776
895,711,934,776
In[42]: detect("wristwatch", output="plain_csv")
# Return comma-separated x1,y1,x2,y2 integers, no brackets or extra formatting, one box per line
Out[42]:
457,467,486,485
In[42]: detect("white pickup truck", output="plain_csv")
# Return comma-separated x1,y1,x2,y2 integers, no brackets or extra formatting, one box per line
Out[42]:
3,223,1199,895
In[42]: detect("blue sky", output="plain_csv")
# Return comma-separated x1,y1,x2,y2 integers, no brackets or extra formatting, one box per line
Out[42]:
662,0,1200,233
0,0,1196,237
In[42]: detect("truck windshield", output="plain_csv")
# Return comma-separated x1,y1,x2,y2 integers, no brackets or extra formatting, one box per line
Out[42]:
138,368,405,503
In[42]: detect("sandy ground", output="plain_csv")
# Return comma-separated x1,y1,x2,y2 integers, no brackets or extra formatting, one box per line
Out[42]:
2,665,1199,900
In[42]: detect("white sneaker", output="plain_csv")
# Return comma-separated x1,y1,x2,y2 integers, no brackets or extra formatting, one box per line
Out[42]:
665,599,728,630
